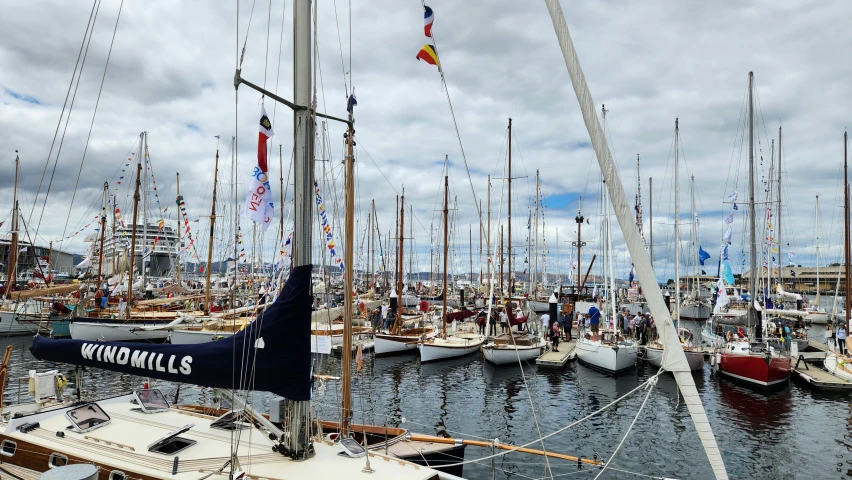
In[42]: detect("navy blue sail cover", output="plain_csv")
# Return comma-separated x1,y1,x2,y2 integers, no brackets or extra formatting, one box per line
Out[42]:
31,265,313,401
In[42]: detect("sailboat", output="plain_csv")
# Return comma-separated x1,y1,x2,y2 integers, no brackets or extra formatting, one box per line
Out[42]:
574,109,638,375
10,3,453,479
802,195,828,324
716,72,791,389
644,119,704,372
824,132,852,382
418,175,485,363
482,123,547,365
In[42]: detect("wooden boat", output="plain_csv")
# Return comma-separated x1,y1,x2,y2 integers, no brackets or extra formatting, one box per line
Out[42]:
481,332,546,365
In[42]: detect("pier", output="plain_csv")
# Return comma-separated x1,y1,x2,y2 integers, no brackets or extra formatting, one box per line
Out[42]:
536,340,576,367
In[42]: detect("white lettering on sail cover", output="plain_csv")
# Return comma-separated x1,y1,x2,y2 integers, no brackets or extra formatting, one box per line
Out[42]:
81,343,193,376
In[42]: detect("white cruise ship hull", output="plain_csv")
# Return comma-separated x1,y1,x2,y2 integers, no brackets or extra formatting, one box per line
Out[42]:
575,339,637,374
418,335,485,363
679,304,711,321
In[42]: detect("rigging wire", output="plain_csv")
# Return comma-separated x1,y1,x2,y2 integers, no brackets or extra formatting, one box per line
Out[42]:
28,0,99,226
58,0,126,248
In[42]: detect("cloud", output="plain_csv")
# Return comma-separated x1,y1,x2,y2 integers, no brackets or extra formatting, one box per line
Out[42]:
1,0,850,284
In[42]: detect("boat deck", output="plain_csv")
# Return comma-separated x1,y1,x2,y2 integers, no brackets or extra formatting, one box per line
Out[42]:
792,365,852,391
536,341,576,367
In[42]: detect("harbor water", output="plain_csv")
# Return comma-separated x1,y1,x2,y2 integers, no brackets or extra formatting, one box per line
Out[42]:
1,323,849,479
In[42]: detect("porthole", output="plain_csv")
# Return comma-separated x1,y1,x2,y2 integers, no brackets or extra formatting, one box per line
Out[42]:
48,453,68,468
0,440,16,456
109,470,126,480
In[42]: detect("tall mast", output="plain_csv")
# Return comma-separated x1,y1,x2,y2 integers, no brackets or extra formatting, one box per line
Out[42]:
469,225,473,288
442,175,449,337
747,72,757,314
649,177,653,266
175,172,182,286
499,226,504,296
478,201,482,288
844,131,850,337
409,205,414,288
815,195,821,304
533,169,539,295
370,200,375,289
394,195,398,288
112,194,118,274
341,115,356,434
141,132,148,290
396,191,404,331
5,154,19,299
674,118,680,323
96,182,108,297
690,175,696,291
126,134,143,320
507,118,513,296
204,145,220,314
429,221,433,293
279,145,285,246
487,175,491,295
777,126,782,288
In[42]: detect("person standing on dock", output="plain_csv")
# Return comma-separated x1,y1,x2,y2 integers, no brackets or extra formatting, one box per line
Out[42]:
499,308,509,334
488,309,497,336
550,321,561,352
837,324,847,355
540,311,550,340
477,309,487,336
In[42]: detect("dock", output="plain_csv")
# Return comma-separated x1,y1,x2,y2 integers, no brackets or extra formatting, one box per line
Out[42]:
536,341,576,367
792,365,852,391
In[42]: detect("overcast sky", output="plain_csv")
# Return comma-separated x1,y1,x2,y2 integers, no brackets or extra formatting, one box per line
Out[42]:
2,1,851,283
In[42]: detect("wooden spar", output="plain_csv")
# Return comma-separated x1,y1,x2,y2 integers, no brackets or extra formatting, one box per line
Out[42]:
507,118,513,296
175,173,181,286
579,254,598,295
0,345,12,410
845,131,850,338
96,182,108,298
341,120,355,434
126,134,144,320
204,145,220,314
406,433,603,466
5,155,18,299
393,193,405,334
442,175,449,338
570,203,584,323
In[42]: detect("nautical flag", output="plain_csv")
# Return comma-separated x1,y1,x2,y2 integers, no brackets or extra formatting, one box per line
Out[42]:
19,247,27,253
424,6,434,37
790,270,796,277
347,89,357,114
698,246,711,266
257,104,273,172
723,225,732,245
243,105,275,231
356,344,363,372
714,278,729,313
722,260,735,285
416,44,440,67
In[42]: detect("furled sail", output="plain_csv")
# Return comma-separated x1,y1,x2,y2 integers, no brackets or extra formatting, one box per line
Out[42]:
31,265,313,401
543,2,728,478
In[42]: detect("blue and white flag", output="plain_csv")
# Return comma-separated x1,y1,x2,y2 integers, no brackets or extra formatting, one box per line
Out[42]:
698,246,711,266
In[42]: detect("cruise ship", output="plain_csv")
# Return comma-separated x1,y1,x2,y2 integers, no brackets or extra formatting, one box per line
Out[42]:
91,222,180,278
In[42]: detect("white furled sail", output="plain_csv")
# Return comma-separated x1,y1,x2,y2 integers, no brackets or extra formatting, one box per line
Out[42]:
542,1,728,478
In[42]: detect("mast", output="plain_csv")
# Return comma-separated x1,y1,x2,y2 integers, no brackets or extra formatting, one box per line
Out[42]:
499,226,504,296
370,200,375,289
815,195,821,304
747,72,757,321
649,177,653,266
442,175,449,337
533,169,539,295
508,118,513,296
96,181,108,297
341,115,355,434
410,205,414,289
469,225,473,289
674,118,680,323
204,145,220,314
112,193,117,274
141,132,148,290
126,134,143,320
395,192,404,331
175,173,181,286
845,131,850,338
5,154,18,299
394,195,398,288
690,175,696,292
279,145,285,248
777,126,782,288
487,175,491,296
429,222,433,293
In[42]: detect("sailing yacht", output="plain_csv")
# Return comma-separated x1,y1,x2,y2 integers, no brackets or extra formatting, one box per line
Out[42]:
716,73,791,389
644,119,704,372
418,175,485,363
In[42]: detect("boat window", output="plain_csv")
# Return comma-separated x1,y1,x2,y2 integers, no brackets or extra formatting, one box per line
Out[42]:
148,424,197,455
133,389,170,414
65,403,111,433
109,471,126,480
1,440,16,456
210,410,249,431
49,453,68,468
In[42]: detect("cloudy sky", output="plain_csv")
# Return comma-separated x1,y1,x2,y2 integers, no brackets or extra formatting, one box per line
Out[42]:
2,0,851,283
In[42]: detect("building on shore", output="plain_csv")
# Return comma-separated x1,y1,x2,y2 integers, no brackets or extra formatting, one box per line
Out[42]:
0,234,75,280
742,265,845,295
